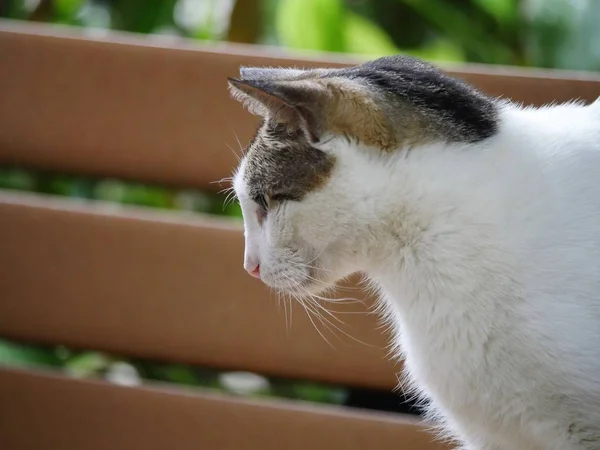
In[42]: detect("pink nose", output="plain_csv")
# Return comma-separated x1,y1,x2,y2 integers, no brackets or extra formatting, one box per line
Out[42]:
246,264,261,279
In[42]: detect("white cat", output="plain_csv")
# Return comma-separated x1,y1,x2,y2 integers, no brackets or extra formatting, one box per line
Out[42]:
228,55,600,449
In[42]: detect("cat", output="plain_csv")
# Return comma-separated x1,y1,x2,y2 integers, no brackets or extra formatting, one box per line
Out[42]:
227,55,600,450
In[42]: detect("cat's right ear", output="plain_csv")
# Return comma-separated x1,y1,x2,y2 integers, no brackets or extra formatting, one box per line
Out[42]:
227,77,326,143
227,78,295,122
238,67,306,80
228,68,396,148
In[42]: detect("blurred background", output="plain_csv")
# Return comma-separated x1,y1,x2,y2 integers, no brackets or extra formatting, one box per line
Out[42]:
1,0,599,413
3,0,600,70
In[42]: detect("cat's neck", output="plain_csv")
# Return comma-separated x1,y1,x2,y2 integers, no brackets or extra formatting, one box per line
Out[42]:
326,99,600,309
359,99,600,308
342,104,532,306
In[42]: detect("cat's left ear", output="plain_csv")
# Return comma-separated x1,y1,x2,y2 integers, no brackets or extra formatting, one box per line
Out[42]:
227,76,327,143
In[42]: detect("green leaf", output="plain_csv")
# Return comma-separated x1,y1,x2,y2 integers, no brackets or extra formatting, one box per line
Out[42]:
1,0,29,19
120,184,172,208
344,12,399,57
94,180,172,208
53,0,85,23
65,351,111,378
162,365,201,385
399,0,515,64
471,0,516,23
113,0,177,34
405,38,466,63
222,200,242,218
46,176,94,198
291,381,347,404
94,179,127,203
173,190,215,213
0,167,36,191
275,0,346,52
0,339,61,368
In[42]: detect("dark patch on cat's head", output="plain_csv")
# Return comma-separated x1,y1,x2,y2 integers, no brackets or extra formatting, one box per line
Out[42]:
336,55,499,143
243,120,336,202
228,54,499,150
230,55,500,202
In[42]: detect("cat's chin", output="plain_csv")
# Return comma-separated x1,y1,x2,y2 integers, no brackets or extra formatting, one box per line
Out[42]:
266,277,340,299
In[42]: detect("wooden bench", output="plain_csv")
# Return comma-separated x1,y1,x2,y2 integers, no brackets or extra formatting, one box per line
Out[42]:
1,19,599,450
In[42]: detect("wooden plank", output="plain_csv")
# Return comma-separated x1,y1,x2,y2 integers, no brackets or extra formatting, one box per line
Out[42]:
1,20,600,191
0,190,400,390
0,367,449,450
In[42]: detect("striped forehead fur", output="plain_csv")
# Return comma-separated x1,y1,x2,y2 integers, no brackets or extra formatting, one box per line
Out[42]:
229,55,499,150
243,120,335,202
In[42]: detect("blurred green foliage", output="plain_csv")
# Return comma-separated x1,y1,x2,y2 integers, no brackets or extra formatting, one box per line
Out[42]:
2,0,600,70
0,166,243,216
0,337,348,405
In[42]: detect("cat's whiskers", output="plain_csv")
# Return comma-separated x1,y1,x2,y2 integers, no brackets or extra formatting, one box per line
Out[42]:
225,141,243,164
280,273,334,347
228,125,247,157
209,176,239,211
305,296,375,348
284,274,375,348
291,290,336,349
274,288,291,336
309,297,376,348
211,176,233,186
223,190,238,209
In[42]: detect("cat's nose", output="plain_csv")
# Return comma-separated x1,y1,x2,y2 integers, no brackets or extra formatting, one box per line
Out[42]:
245,263,261,279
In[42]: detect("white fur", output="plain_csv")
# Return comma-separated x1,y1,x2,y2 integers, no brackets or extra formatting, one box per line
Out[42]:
233,97,600,449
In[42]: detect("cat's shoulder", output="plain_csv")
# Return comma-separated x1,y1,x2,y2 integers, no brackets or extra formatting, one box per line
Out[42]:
496,96,600,156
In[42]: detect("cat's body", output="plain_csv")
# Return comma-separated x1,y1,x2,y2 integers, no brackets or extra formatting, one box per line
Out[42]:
374,101,600,449
227,55,600,449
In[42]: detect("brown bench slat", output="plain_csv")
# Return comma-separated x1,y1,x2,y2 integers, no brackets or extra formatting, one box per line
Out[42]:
1,20,600,191
0,367,449,450
0,190,400,390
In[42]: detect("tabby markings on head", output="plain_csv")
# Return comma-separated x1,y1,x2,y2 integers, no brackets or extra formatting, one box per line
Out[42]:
229,54,499,197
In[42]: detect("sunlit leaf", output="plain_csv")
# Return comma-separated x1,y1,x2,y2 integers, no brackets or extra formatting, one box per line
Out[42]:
399,0,515,64
406,38,465,63
472,0,516,23
94,180,172,208
275,0,345,52
53,0,84,22
65,351,111,378
344,12,399,57
173,190,214,213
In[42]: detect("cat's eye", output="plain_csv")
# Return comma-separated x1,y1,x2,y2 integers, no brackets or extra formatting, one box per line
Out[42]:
253,194,269,211
252,194,269,225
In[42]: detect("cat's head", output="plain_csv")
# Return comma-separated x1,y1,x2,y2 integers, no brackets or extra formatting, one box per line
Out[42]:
228,55,498,296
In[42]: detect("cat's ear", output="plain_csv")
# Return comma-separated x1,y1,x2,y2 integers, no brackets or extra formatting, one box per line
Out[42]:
227,77,328,143
228,70,395,148
239,67,306,80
